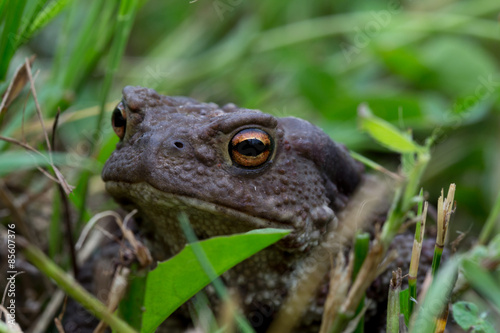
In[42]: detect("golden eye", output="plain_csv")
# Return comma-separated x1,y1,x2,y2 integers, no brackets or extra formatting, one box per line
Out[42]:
229,129,273,168
112,102,127,139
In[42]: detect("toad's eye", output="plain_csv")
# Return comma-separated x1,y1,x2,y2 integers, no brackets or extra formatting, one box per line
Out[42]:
112,102,127,139
229,129,273,168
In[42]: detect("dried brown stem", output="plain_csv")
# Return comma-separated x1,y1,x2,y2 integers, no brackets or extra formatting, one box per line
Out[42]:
25,57,52,153
267,176,392,333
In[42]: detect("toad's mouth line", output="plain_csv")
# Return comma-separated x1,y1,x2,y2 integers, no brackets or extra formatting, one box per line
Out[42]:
104,180,293,230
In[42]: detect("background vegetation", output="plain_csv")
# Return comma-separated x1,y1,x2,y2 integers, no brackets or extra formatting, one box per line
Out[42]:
0,0,499,332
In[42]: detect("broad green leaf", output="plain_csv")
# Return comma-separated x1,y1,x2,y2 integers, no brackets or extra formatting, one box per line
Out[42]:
119,264,149,330
358,104,424,153
452,301,495,333
141,228,290,333
452,301,479,329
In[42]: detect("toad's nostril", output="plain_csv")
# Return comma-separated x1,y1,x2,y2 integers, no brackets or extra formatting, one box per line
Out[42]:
174,141,184,149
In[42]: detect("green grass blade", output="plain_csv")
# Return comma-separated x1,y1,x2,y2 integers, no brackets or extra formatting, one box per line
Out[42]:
0,0,7,21
95,0,139,150
0,150,95,177
478,190,500,245
349,151,401,179
461,259,500,311
411,258,459,333
386,271,401,333
409,199,427,321
61,1,111,88
353,232,370,281
401,153,430,212
51,0,79,84
431,246,443,276
416,188,424,231
48,190,62,259
399,288,410,327
75,0,139,231
53,0,117,91
352,232,370,333
0,0,27,80
15,0,47,43
22,0,71,41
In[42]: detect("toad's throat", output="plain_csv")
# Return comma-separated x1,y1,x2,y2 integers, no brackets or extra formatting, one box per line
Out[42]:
105,180,289,228
104,181,305,258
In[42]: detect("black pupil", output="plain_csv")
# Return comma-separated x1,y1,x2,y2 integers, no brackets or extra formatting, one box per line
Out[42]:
113,108,126,127
235,139,267,157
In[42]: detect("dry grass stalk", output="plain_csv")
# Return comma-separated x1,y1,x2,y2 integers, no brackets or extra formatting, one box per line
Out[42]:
436,184,456,251
267,176,392,333
217,294,238,333
93,266,131,333
341,237,385,315
408,201,428,318
318,253,353,333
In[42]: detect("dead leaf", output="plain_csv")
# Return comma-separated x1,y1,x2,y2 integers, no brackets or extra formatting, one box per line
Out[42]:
0,55,36,113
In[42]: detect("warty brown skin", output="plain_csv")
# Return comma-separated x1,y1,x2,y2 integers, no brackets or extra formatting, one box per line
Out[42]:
102,86,364,331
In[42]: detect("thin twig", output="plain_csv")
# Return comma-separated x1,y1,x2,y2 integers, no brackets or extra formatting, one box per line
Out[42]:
1,272,25,309
51,106,78,277
21,68,40,144
51,108,61,149
0,135,47,157
36,166,60,183
0,134,74,194
93,266,131,333
54,316,66,333
25,57,52,154
75,211,123,250
0,306,22,332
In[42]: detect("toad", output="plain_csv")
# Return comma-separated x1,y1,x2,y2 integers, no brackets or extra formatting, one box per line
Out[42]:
102,86,365,331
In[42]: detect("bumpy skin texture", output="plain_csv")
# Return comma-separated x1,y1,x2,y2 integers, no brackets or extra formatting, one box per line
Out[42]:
102,86,364,331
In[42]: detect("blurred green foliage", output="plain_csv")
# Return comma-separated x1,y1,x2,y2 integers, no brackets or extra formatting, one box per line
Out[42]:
1,0,498,249
1,0,499,329
11,0,500,231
